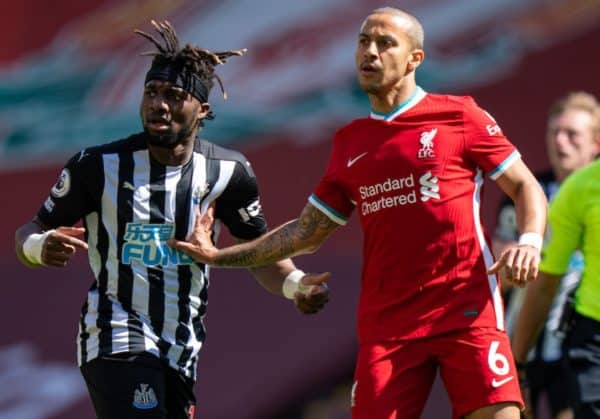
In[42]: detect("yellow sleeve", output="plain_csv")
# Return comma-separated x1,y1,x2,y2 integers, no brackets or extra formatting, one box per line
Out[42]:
539,173,584,275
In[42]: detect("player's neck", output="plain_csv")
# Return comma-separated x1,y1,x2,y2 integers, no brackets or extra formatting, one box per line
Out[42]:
369,79,418,114
148,136,195,167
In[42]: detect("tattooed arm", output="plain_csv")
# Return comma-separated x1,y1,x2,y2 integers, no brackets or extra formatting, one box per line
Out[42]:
168,202,340,267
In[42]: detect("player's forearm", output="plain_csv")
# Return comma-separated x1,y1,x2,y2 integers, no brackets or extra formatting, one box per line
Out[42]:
213,220,319,268
514,179,547,237
248,258,296,296
511,272,561,362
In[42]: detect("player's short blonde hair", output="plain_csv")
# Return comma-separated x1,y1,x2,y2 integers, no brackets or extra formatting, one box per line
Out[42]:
548,92,600,139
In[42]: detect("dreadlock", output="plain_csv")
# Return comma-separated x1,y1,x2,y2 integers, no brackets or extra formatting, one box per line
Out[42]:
135,20,246,120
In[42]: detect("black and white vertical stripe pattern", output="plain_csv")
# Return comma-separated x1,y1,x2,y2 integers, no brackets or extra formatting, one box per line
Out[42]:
78,149,236,379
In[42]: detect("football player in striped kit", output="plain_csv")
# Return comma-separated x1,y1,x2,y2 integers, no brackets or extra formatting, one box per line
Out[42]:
15,20,329,419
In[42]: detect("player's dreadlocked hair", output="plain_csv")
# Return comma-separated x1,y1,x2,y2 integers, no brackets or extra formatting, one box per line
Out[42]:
135,20,246,121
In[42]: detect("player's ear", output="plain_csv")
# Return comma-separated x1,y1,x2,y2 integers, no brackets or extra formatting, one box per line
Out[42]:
407,49,424,73
197,102,211,120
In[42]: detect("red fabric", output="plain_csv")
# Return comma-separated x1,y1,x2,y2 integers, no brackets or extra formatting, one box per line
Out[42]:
312,93,517,342
352,328,523,419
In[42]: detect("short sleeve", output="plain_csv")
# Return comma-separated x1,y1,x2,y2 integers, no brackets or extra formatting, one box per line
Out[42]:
309,136,354,225
540,175,583,275
37,150,101,228
463,97,520,180
215,160,268,240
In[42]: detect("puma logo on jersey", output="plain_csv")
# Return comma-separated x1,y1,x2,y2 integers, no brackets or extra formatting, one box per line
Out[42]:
347,152,368,167
418,128,437,159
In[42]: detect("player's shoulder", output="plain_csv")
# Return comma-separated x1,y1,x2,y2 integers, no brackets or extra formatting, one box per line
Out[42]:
334,117,376,142
563,159,600,191
397,93,482,123
195,138,253,175
424,93,480,111
72,133,147,162
90,132,147,154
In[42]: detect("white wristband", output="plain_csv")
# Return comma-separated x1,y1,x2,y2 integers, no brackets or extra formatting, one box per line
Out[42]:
282,269,309,299
518,232,543,250
22,230,54,265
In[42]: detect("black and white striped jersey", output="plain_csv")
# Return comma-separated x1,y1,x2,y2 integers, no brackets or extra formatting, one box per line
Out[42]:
37,133,267,379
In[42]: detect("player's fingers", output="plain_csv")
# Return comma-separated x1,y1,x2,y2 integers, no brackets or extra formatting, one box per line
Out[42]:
46,243,77,257
43,251,71,267
294,294,325,314
527,254,540,281
521,253,533,282
304,290,329,304
167,239,192,253
487,256,505,274
511,250,526,282
529,263,539,282
51,231,88,250
199,204,215,232
301,272,331,286
56,226,86,237
503,250,516,273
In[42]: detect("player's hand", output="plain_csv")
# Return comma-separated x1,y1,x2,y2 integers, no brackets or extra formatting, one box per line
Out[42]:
42,227,88,267
293,272,331,314
168,204,217,264
487,244,540,287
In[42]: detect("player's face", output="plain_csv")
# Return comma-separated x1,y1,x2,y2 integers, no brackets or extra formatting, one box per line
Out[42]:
546,108,599,176
355,14,419,95
140,80,209,149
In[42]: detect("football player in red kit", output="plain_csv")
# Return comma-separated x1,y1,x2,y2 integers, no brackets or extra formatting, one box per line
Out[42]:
169,7,547,419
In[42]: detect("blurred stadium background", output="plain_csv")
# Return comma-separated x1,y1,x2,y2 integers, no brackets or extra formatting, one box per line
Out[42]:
0,0,598,418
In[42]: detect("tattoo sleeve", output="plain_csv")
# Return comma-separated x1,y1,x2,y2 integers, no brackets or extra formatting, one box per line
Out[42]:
214,203,339,267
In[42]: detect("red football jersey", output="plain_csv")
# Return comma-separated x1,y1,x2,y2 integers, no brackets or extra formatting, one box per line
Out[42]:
311,88,520,343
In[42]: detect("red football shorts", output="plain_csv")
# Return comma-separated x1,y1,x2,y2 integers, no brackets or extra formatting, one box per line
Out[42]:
351,328,523,419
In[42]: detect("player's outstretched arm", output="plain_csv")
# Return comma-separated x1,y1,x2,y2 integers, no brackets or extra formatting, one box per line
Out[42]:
15,219,88,268
169,202,340,268
511,271,561,363
488,159,547,286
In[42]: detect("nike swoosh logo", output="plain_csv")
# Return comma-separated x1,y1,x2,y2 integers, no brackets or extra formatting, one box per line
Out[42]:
347,152,368,167
491,376,514,388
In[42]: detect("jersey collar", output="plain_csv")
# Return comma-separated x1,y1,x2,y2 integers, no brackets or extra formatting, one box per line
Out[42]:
369,86,426,121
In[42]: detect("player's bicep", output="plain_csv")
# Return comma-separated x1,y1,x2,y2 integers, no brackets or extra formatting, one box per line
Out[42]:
493,158,537,202
216,162,267,240
37,151,99,227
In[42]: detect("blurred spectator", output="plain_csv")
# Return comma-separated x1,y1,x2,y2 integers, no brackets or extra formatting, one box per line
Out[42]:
494,91,600,419
512,94,600,418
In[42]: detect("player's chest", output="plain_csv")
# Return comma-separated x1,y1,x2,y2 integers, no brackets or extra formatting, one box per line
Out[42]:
102,163,212,224
342,123,464,182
